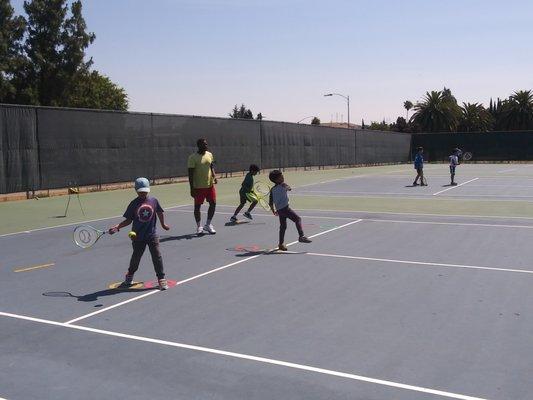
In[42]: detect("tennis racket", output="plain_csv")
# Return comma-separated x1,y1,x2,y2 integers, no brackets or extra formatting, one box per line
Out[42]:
73,225,106,248
254,182,272,211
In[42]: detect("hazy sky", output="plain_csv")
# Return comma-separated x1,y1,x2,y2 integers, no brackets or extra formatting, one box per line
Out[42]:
11,0,533,124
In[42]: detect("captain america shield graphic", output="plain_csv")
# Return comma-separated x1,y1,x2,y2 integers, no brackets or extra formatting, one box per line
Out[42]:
137,203,154,222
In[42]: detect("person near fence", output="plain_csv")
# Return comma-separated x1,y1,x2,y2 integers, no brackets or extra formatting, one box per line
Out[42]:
188,138,217,234
413,147,426,186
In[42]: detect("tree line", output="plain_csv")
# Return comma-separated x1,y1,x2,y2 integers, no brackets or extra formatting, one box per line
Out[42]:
369,88,533,133
0,0,127,110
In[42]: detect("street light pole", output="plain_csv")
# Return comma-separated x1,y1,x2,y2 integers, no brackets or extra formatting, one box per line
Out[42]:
324,93,350,127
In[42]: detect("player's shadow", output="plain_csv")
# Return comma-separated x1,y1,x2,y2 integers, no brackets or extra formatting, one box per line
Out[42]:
441,184,457,187
235,250,306,257
160,233,204,242
43,287,153,302
224,221,266,227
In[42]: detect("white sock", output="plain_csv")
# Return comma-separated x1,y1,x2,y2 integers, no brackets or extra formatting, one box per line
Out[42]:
196,221,201,227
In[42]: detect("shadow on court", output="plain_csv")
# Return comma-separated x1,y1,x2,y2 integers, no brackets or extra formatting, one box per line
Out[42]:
160,233,204,242
42,287,154,302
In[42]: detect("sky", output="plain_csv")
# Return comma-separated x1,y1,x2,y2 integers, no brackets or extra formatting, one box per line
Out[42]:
10,0,533,124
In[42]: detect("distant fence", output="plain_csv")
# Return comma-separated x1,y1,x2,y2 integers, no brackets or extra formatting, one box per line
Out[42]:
411,131,533,162
0,104,411,194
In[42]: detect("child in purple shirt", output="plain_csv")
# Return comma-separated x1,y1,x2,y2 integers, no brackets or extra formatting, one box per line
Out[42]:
109,177,170,290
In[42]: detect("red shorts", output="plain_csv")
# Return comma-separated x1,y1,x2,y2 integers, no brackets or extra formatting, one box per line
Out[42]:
194,186,216,205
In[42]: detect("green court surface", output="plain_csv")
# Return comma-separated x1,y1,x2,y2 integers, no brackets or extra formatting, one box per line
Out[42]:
2,163,533,235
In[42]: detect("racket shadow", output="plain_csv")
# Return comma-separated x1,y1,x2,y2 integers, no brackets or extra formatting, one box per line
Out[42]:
43,287,154,302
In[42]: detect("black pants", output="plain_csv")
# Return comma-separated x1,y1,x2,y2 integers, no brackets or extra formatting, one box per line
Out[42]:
128,237,165,279
278,206,304,244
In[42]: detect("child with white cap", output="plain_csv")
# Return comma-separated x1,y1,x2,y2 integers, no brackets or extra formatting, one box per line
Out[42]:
108,177,170,290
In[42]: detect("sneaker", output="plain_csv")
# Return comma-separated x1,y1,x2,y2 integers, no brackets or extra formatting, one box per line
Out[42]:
412,182,419,186
298,236,312,243
120,274,133,287
196,225,204,235
451,182,457,186
204,224,216,234
158,278,169,290
243,211,253,220
278,244,288,251
230,216,238,222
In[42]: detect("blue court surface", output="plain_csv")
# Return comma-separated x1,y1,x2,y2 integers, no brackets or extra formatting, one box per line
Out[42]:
1,165,533,400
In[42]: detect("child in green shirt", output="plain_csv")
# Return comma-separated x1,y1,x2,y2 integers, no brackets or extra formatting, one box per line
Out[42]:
230,164,260,222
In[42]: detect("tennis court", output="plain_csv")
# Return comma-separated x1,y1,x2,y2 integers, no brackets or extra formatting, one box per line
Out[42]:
1,164,532,400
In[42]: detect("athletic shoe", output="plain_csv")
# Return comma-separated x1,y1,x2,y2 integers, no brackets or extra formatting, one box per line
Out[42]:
120,274,133,287
230,216,238,222
412,182,419,186
158,278,169,290
204,224,216,234
243,211,253,220
298,236,312,243
278,244,288,251
196,225,204,235
451,182,457,186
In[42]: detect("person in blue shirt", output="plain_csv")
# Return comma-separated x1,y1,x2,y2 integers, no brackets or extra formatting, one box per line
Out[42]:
413,147,426,186
108,177,170,290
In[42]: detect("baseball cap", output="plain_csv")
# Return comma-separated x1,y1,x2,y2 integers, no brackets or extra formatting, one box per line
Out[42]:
134,177,150,193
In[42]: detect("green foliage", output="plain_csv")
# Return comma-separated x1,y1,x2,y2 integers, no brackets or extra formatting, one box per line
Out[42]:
66,71,128,110
458,102,493,132
0,0,127,110
256,112,263,120
229,104,254,119
403,100,413,119
411,89,461,132
390,116,408,132
498,90,533,130
369,120,390,131
0,0,26,102
311,117,320,125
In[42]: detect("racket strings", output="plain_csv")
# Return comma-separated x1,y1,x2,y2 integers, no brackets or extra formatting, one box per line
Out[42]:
73,225,102,248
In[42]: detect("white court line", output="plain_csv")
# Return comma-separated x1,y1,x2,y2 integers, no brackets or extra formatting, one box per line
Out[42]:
0,204,190,238
364,218,533,229
282,206,533,221
214,206,533,229
432,178,479,196
294,167,411,188
306,252,533,275
64,219,362,324
0,311,487,400
497,168,517,173
171,207,355,221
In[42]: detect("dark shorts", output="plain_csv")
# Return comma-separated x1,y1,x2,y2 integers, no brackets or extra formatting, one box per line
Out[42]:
194,186,216,205
416,167,423,174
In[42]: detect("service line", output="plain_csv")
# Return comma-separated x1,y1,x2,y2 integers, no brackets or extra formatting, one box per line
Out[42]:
64,219,362,324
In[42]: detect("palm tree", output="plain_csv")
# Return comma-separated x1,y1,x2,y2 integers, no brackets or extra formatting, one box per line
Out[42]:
499,90,533,130
403,100,413,120
411,91,461,132
458,103,493,132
